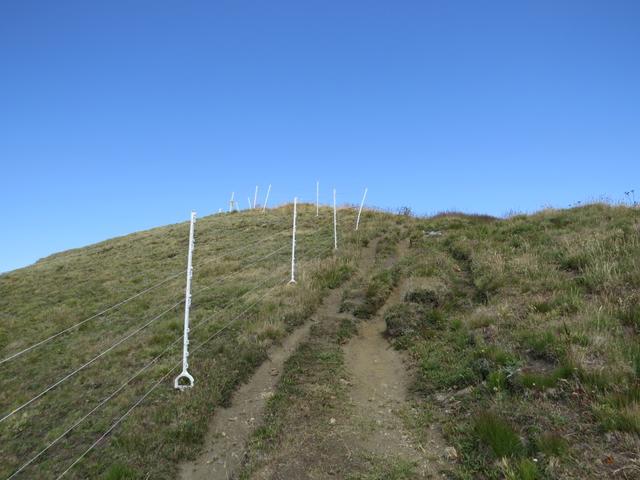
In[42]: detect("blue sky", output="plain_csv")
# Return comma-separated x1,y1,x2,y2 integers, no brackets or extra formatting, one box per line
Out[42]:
1,1,639,272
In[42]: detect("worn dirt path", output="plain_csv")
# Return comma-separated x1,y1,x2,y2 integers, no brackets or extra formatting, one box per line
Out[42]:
338,239,447,477
245,237,448,479
180,242,379,480
179,319,315,480
341,288,446,477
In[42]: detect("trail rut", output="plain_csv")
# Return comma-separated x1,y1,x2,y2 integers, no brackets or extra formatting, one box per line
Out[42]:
179,319,315,480
341,288,446,477
179,242,379,480
339,239,448,477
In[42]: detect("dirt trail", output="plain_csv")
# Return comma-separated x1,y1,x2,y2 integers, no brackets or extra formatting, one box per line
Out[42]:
180,242,379,480
340,239,447,477
341,294,443,476
179,320,314,480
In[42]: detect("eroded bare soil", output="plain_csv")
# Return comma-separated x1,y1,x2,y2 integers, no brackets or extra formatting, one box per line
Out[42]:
179,318,315,480
340,291,448,477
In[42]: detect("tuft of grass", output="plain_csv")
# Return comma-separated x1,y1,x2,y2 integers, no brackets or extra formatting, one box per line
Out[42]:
384,303,418,339
312,259,354,290
518,330,565,362
519,362,575,390
473,412,523,458
354,266,401,319
504,458,541,480
104,464,139,480
335,318,358,344
594,385,640,433
487,370,508,391
616,302,640,332
534,432,568,457
414,325,479,393
403,288,439,307
479,345,517,367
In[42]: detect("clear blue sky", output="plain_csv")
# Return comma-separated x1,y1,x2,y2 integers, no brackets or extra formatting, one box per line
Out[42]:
1,1,639,272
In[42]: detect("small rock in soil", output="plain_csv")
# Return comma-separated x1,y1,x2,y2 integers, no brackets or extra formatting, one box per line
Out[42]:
445,446,458,460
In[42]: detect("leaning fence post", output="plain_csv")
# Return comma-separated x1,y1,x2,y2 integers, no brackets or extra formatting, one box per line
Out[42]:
253,185,259,209
333,188,338,250
355,187,368,231
175,211,196,391
263,184,271,213
289,197,297,284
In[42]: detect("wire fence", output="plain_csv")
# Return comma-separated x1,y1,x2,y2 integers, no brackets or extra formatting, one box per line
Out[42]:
0,197,373,479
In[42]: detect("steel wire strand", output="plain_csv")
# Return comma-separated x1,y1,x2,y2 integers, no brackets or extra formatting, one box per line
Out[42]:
0,222,292,366
0,243,292,424
4,257,300,479
51,241,336,478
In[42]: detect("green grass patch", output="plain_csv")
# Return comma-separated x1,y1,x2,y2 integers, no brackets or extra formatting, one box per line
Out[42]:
105,464,140,480
594,385,640,433
354,266,401,319
519,362,575,390
312,260,354,290
518,330,565,362
473,412,523,458
534,432,568,457
616,302,640,332
335,318,358,344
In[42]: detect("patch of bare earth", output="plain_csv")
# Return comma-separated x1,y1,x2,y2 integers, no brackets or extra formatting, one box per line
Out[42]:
179,319,314,480
180,241,379,480
339,290,449,478
247,238,452,479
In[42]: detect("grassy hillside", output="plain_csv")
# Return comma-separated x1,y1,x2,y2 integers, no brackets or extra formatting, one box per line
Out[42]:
2,203,639,479
235,203,640,480
392,204,640,478
0,204,394,479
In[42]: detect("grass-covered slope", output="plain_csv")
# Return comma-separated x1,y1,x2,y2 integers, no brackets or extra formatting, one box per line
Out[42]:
0,204,390,479
392,204,640,478
3,202,639,479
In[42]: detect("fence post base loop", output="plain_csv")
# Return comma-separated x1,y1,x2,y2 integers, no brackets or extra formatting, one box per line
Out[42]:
174,370,194,391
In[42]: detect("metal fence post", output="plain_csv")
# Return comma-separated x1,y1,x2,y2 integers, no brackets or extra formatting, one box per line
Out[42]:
175,211,196,391
355,187,368,231
254,185,259,209
333,188,338,250
229,192,235,212
289,197,297,284
263,184,271,213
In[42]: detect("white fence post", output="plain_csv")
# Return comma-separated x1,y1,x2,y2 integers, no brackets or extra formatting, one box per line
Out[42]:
229,192,235,212
289,197,297,284
316,181,319,217
355,187,368,231
253,185,259,209
175,211,196,391
333,188,338,250
247,197,252,209
262,184,271,213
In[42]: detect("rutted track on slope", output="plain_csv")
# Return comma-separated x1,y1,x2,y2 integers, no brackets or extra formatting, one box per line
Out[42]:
179,319,315,480
179,240,380,480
